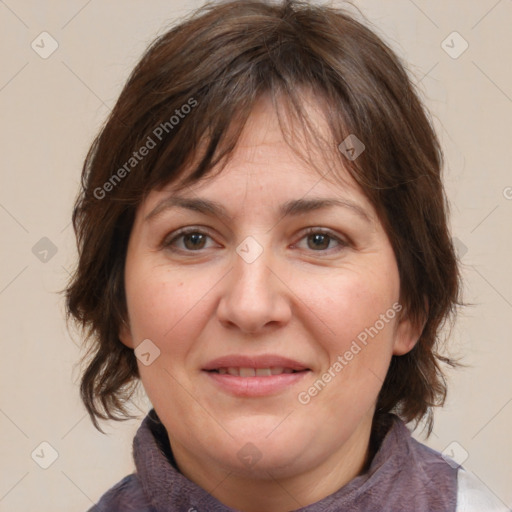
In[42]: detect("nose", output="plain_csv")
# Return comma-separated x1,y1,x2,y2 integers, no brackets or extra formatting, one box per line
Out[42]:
216,244,292,334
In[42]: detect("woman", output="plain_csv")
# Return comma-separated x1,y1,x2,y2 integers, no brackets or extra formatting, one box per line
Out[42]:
66,1,505,510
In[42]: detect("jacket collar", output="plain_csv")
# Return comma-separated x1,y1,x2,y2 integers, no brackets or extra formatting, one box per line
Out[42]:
133,409,457,512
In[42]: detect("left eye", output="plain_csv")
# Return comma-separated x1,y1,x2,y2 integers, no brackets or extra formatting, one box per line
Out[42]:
295,230,346,251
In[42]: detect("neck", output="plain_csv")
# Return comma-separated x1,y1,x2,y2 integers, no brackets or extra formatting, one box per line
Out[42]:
169,414,374,512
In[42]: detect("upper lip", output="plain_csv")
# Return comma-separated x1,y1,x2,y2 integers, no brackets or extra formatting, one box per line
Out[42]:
202,354,310,371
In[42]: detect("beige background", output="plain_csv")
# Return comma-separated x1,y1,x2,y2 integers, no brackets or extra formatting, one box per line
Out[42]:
1,1,511,510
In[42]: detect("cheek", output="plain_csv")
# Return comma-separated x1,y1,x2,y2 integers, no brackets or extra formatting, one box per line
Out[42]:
302,263,399,345
125,267,217,419
294,258,400,406
124,264,217,357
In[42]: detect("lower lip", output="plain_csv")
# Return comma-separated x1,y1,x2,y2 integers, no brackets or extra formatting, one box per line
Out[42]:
203,371,310,397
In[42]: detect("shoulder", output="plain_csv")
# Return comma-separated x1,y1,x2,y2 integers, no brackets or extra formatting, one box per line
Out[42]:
86,474,155,512
455,468,510,512
407,434,508,512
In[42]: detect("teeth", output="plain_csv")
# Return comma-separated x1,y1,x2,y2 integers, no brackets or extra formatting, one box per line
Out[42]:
217,367,298,377
239,367,256,377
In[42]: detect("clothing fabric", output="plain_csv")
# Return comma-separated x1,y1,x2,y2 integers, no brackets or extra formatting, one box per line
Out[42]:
88,410,506,512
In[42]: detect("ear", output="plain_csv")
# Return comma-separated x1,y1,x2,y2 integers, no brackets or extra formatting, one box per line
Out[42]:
392,308,426,356
118,320,135,349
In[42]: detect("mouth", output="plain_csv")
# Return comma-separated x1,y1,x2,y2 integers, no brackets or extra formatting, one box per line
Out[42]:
206,367,305,377
202,355,311,396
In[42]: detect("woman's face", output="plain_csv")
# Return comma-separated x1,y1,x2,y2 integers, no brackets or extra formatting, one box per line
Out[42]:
120,96,418,484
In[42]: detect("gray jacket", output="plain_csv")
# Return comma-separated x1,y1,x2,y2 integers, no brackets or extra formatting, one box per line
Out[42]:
88,410,507,512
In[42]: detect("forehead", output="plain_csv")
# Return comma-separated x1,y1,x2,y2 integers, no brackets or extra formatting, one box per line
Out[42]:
141,93,374,220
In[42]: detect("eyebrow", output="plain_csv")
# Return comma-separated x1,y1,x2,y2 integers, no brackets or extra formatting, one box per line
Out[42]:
145,195,372,223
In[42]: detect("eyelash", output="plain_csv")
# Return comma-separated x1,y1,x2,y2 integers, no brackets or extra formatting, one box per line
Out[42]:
162,226,348,254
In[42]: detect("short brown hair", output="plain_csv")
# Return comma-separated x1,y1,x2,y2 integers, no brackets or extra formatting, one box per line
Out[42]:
66,0,461,432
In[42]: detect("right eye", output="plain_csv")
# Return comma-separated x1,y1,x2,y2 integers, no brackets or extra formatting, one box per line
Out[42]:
163,228,219,252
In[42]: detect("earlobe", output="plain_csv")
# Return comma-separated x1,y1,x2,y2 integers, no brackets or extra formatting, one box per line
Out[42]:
118,320,135,349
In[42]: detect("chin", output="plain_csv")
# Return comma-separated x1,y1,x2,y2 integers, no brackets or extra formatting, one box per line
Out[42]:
217,445,311,480
211,424,315,477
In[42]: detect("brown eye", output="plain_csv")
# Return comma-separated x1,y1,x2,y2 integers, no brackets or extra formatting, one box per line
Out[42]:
164,228,218,252
294,228,347,253
182,232,207,250
307,233,331,250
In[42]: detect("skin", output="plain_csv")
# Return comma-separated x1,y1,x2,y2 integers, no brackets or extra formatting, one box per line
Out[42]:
119,94,420,512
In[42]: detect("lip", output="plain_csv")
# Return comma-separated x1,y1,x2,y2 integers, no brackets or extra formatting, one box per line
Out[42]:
202,354,309,371
202,354,311,397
